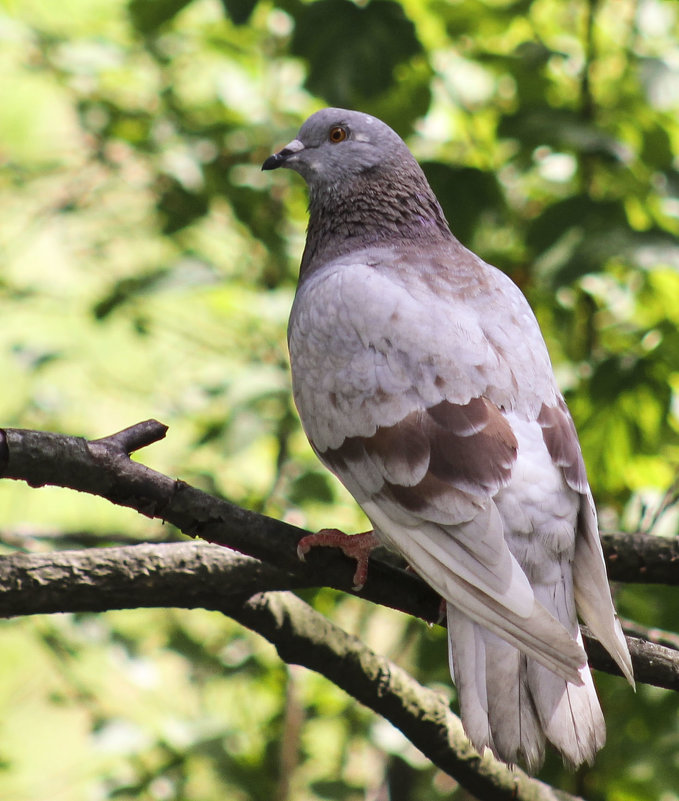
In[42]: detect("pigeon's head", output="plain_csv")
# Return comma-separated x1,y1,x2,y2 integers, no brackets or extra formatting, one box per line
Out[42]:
262,108,451,252
262,108,412,187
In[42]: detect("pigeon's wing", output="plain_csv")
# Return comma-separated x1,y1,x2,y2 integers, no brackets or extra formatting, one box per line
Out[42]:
538,400,634,685
289,247,592,681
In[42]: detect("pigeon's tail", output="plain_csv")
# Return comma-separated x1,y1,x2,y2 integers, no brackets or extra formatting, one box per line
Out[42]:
447,601,606,771
447,609,545,770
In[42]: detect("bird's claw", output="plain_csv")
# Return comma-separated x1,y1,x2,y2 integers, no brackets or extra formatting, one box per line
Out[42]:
295,528,380,590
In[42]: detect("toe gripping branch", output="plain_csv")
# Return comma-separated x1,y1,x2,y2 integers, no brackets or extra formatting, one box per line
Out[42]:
296,529,380,590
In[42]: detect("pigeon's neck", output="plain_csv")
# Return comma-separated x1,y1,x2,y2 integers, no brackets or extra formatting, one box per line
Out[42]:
300,168,453,278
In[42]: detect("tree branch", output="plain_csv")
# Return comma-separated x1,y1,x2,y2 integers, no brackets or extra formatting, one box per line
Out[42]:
1,422,677,589
1,542,678,693
1,423,679,689
0,542,581,801
234,592,583,801
601,532,679,584
0,542,297,617
0,422,443,621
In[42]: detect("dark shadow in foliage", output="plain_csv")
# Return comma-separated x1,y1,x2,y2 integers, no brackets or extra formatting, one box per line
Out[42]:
205,152,293,287
588,355,672,423
640,120,674,170
386,755,419,801
93,269,172,320
288,470,335,506
219,0,259,25
222,181,290,286
500,108,628,164
157,177,210,235
527,195,679,287
437,0,534,39
289,0,423,109
93,261,219,320
527,196,627,255
77,99,154,148
421,163,505,247
128,0,194,34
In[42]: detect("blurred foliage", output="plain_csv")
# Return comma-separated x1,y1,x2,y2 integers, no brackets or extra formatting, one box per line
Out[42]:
1,0,679,798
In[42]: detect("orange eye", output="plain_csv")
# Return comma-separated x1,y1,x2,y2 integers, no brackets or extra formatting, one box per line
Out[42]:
328,126,347,143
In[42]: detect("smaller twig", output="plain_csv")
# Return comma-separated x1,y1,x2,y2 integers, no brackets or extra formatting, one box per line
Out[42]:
89,419,168,455
640,476,679,534
618,617,679,653
0,527,178,551
580,0,599,121
583,626,679,691
276,666,304,801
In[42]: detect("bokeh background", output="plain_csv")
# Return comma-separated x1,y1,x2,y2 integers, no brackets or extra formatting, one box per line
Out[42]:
1,0,679,798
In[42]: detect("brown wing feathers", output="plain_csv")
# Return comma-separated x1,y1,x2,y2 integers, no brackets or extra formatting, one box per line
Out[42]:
318,397,518,505
538,398,588,493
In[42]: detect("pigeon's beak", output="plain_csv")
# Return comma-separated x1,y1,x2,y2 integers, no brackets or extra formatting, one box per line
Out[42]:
262,138,305,171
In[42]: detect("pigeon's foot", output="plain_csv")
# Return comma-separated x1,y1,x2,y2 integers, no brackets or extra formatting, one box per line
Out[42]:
296,529,380,590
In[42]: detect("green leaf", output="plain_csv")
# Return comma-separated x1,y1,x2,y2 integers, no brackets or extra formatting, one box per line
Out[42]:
289,470,334,505
499,108,628,161
157,178,210,234
421,163,504,245
219,0,258,25
290,0,423,107
128,0,194,34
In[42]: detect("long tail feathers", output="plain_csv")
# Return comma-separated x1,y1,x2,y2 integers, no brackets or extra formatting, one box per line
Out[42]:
365,489,633,769
448,607,606,771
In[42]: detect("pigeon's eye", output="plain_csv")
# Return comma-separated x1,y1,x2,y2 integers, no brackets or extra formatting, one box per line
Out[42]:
328,126,347,144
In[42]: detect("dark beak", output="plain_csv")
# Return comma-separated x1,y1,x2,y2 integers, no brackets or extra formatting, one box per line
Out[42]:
261,151,287,171
261,138,305,171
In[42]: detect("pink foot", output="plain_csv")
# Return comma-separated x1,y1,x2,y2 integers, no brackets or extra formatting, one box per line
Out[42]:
297,529,380,590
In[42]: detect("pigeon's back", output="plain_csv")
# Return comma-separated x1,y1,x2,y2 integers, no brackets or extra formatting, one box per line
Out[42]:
266,107,634,770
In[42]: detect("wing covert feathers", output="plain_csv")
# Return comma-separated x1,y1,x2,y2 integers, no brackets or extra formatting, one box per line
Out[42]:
574,494,635,686
538,402,634,687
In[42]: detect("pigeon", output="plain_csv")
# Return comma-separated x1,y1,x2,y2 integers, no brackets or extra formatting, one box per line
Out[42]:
262,108,634,770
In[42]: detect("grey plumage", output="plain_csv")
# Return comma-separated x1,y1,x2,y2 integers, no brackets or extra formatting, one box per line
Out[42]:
263,108,633,770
